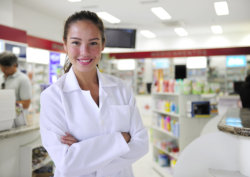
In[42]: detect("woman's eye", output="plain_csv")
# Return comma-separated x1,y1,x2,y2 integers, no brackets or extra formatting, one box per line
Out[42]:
90,42,98,45
72,41,80,45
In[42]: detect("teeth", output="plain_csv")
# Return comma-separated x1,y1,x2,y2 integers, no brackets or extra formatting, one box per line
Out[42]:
79,59,91,63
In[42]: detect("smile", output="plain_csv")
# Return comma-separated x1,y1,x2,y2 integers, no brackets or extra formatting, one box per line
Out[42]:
77,59,93,65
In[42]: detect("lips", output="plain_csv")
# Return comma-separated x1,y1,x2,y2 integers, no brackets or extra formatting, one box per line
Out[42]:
77,58,93,65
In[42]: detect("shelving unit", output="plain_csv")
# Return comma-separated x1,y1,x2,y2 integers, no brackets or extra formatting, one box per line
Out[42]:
151,92,215,176
225,66,246,93
100,58,148,94
27,63,49,114
32,156,51,171
153,144,179,160
152,161,174,177
153,109,180,118
151,125,178,139
19,137,52,177
151,92,181,177
135,59,146,94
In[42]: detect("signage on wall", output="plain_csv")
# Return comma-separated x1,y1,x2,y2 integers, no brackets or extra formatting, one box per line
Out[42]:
49,52,61,84
27,47,49,64
152,59,169,69
226,55,246,68
0,40,4,53
5,43,26,59
186,57,207,69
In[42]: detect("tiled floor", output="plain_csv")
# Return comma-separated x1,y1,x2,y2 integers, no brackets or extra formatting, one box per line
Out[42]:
132,145,161,177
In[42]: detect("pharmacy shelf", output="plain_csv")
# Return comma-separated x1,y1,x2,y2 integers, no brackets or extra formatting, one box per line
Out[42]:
32,156,51,171
153,144,179,160
151,126,178,139
152,161,173,177
152,92,179,96
153,109,180,118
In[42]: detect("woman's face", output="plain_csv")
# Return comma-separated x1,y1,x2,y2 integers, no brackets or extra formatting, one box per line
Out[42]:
64,20,104,74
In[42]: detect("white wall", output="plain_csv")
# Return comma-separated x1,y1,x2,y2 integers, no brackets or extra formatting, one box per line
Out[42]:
0,0,14,26
13,2,64,42
136,33,250,51
0,1,250,50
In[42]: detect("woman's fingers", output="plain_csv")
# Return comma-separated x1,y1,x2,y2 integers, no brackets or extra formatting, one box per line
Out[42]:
121,132,131,143
61,133,78,146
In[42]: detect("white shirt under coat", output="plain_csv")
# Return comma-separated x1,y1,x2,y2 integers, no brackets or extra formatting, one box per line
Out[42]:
40,68,149,177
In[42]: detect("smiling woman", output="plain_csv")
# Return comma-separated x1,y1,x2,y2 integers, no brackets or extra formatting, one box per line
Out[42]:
39,10,149,177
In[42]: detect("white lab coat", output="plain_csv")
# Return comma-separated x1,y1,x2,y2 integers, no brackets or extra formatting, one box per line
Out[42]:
40,68,149,177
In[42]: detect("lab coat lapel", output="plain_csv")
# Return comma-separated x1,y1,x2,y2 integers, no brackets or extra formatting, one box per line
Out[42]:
97,69,117,110
62,68,81,92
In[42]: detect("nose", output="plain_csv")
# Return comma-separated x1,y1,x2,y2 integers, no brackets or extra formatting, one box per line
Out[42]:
80,44,90,55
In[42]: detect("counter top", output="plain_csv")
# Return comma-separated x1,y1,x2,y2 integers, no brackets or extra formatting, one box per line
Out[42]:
218,108,250,137
0,124,39,140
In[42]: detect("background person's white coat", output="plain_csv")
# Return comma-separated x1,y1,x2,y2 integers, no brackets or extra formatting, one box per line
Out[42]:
40,68,149,177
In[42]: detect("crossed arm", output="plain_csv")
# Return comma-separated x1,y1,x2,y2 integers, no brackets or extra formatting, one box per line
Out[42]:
61,132,131,146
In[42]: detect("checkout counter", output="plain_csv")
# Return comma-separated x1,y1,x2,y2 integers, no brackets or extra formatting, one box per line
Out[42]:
174,106,250,177
0,90,41,177
215,108,250,177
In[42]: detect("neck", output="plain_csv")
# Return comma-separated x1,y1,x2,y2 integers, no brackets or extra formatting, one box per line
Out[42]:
4,70,17,79
73,67,99,90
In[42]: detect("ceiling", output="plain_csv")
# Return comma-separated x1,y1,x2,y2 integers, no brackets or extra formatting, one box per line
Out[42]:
13,0,250,38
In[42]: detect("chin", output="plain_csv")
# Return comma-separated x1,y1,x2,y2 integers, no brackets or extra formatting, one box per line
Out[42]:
75,65,97,73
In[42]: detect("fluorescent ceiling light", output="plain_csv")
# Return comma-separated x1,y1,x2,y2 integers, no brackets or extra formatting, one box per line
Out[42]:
97,12,120,24
214,1,229,16
151,7,171,20
174,27,188,37
67,0,82,2
140,30,156,38
211,25,223,34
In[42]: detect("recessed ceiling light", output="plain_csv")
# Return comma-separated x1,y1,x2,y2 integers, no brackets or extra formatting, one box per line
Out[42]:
140,30,156,38
211,25,223,34
97,12,120,24
214,1,229,16
151,7,171,20
68,0,82,2
174,27,188,37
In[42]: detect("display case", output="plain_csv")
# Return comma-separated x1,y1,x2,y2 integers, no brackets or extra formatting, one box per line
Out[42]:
151,92,216,176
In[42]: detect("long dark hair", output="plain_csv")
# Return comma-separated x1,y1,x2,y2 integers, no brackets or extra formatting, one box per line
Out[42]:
63,11,105,73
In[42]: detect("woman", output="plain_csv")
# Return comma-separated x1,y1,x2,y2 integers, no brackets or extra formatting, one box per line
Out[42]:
40,11,148,177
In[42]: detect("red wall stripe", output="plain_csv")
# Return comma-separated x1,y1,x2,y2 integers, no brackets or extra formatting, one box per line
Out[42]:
27,35,65,53
109,47,250,59
0,24,27,43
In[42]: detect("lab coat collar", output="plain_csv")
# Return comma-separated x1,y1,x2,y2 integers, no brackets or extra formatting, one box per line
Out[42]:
96,68,117,88
62,67,117,92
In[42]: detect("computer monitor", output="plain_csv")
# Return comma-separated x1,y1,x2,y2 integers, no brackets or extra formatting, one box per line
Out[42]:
175,65,186,79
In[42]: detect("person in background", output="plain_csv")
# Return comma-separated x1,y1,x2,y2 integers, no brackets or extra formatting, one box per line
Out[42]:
39,10,148,177
240,74,250,108
0,51,32,109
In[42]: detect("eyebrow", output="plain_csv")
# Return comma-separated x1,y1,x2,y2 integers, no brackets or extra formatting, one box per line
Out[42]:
69,37,100,41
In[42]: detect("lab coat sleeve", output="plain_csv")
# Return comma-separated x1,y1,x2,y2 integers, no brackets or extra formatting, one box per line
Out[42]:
97,87,149,176
40,86,130,177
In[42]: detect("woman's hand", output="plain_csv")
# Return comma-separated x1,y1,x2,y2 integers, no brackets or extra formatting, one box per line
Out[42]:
61,133,78,146
121,132,131,143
